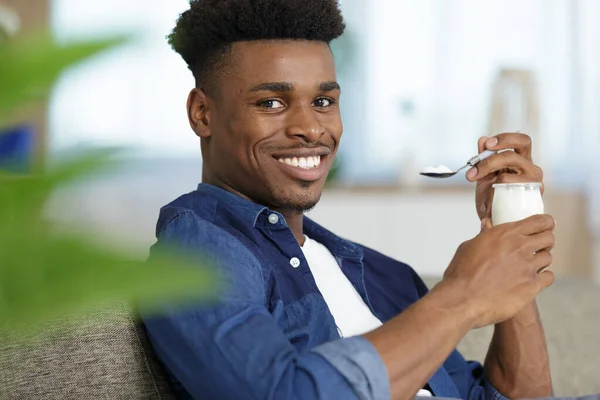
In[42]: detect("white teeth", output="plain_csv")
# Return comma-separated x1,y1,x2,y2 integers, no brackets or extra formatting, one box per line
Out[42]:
277,156,322,169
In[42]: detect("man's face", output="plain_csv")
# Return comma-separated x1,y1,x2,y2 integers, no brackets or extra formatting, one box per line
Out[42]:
197,40,342,213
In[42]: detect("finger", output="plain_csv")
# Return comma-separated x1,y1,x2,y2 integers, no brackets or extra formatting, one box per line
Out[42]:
517,214,556,235
466,150,542,182
536,269,555,291
480,217,493,231
527,231,556,253
533,249,553,271
478,136,489,153
484,132,533,160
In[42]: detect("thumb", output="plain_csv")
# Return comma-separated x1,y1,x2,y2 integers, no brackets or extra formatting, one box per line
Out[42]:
480,217,493,231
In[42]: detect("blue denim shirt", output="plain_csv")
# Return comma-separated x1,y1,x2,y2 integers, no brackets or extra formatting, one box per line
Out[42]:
142,184,509,400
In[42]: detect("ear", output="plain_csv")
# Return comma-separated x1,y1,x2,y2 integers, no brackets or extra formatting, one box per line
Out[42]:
187,88,212,138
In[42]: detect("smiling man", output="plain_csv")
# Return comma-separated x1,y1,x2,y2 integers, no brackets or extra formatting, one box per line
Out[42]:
188,37,342,240
142,1,560,399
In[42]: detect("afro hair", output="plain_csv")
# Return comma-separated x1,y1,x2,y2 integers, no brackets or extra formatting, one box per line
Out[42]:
168,0,346,89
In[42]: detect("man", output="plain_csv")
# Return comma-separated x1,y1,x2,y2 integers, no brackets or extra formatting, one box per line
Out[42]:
143,1,558,399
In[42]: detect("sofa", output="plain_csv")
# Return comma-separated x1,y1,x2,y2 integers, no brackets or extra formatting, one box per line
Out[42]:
1,277,599,399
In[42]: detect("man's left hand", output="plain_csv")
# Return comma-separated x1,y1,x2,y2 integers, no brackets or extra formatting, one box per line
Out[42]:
466,133,544,220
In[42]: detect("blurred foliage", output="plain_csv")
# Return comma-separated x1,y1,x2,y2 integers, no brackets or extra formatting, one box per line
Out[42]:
0,34,128,124
0,30,216,338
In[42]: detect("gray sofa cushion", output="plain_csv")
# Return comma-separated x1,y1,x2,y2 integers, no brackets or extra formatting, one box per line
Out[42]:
0,301,175,400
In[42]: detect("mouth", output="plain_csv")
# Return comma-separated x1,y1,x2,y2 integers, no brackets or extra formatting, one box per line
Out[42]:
276,155,322,170
271,151,331,182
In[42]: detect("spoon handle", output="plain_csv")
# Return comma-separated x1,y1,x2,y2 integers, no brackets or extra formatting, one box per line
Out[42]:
467,149,496,167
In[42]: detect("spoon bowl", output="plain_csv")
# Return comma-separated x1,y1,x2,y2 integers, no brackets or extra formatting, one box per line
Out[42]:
419,171,458,178
420,149,497,179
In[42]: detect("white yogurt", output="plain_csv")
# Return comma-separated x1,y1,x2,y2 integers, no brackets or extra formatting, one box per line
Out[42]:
491,183,544,225
421,165,453,174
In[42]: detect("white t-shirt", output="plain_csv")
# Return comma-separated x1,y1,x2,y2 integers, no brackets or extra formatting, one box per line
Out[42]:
301,235,382,337
301,235,433,397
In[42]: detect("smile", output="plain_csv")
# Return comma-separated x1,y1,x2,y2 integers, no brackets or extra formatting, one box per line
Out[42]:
277,156,321,170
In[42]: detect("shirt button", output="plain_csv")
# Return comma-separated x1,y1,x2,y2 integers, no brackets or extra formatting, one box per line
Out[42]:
289,257,301,268
268,214,279,224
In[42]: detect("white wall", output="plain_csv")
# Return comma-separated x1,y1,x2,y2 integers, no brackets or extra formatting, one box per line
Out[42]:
49,0,197,157
308,190,480,276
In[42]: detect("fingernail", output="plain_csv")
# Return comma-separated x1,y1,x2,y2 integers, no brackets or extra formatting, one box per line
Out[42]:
467,167,478,179
486,137,499,148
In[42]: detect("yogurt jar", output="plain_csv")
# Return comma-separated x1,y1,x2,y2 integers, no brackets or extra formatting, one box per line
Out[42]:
491,182,544,226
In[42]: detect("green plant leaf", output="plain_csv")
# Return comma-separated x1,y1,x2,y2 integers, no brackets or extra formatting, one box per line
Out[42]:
0,32,129,124
0,150,219,337
0,232,218,330
0,32,218,343
0,148,122,228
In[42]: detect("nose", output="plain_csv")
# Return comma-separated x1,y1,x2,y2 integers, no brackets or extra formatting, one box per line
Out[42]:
284,105,325,143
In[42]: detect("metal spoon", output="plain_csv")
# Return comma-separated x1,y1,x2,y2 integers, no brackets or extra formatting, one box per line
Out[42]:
420,149,497,178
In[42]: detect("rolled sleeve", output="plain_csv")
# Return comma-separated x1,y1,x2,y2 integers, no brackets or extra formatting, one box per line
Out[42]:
312,335,390,400
484,381,510,400
144,305,367,400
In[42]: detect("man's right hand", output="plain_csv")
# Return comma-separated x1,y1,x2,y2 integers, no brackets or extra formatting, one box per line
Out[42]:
439,214,556,329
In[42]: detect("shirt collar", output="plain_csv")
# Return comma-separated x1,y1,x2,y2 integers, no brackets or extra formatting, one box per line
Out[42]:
196,183,274,227
196,183,363,260
303,217,363,261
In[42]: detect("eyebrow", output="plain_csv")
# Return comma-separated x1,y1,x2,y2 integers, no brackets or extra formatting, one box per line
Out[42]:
248,81,341,93
249,82,292,92
320,81,341,92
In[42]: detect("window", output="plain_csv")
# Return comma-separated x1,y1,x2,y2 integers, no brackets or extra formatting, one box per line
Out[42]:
49,0,197,157
335,0,599,187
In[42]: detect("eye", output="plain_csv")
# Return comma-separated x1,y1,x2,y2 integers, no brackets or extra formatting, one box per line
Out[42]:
258,99,285,109
313,98,335,108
